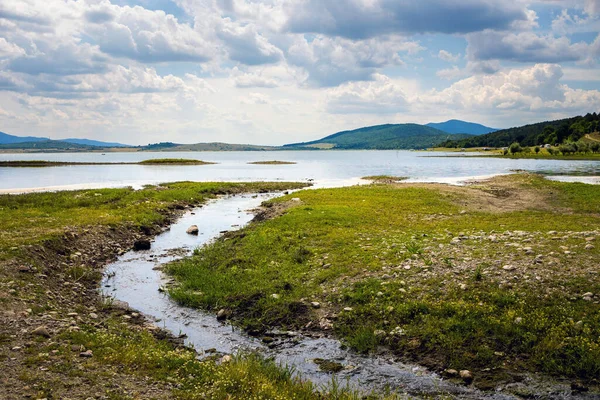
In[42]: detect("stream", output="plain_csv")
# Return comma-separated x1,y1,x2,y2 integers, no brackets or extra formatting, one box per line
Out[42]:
101,193,588,399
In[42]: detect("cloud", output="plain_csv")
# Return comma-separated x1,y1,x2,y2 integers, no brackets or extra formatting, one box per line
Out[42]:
283,0,528,39
325,74,411,114
286,35,421,87
7,42,109,76
426,63,600,112
85,3,215,63
438,50,460,63
216,21,283,65
466,31,589,63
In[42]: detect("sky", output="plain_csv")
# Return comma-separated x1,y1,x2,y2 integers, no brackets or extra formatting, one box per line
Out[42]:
0,0,599,145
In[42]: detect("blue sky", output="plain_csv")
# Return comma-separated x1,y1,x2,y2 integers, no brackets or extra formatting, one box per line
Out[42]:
0,0,599,145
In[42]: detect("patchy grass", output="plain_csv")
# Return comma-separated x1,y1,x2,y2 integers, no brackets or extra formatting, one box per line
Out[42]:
361,176,408,183
137,158,215,165
248,161,297,165
0,181,304,257
167,174,600,387
2,181,373,400
65,318,366,400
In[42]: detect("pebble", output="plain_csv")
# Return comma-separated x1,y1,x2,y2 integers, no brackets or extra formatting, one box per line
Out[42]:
460,370,474,384
79,350,93,358
186,225,199,235
31,326,50,338
89,313,98,319
502,265,516,271
585,244,595,250
271,293,280,299
221,355,232,363
343,307,353,312
310,302,321,309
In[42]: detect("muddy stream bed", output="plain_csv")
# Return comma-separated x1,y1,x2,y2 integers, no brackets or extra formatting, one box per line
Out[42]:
101,193,589,399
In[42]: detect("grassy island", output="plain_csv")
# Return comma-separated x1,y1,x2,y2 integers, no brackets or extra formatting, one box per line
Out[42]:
137,158,215,165
247,160,297,165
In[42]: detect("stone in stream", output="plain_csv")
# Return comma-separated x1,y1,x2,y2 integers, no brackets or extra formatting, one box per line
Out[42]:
186,225,199,235
133,239,151,251
459,370,474,384
216,309,231,321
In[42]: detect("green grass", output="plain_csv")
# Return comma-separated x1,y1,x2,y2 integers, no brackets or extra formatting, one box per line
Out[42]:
361,176,408,183
65,319,367,400
247,161,297,165
0,181,305,258
167,174,600,384
137,158,215,165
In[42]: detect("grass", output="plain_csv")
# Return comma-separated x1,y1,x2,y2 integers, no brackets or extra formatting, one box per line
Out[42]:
64,318,366,400
247,161,297,165
362,176,408,183
138,158,215,165
0,159,216,167
3,180,392,399
0,181,304,257
167,174,600,386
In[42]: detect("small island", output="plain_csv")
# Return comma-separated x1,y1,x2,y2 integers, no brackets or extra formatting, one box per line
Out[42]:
138,158,215,165
0,159,216,167
247,161,297,165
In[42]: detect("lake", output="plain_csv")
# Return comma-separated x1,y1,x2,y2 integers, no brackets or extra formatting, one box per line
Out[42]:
1,150,599,193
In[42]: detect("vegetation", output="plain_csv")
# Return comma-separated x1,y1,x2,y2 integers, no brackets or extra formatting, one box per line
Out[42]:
2,181,376,400
362,175,408,183
138,158,215,165
285,124,473,150
167,174,600,388
440,113,600,148
248,161,297,165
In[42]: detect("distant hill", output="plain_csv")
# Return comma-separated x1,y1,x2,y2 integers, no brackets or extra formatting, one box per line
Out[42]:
285,124,472,150
426,120,497,135
142,142,280,152
0,131,49,144
439,113,600,148
0,140,96,151
63,138,131,147
0,131,130,147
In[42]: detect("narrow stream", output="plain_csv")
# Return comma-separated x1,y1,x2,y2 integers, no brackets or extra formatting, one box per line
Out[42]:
101,193,584,399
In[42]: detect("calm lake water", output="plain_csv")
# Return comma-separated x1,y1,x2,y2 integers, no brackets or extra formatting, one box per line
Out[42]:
1,150,599,193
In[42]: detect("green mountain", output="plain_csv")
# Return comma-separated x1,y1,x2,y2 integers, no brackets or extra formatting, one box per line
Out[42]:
440,113,600,148
426,120,497,135
0,131,130,147
285,124,471,150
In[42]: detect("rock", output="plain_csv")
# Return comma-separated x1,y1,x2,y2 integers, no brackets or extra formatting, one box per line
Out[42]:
514,317,523,324
459,370,474,384
133,239,151,251
18,265,33,273
31,326,50,338
445,369,458,377
585,244,595,250
310,302,321,309
343,307,353,312
271,293,280,299
216,309,230,321
186,225,199,235
502,265,517,271
571,382,589,393
220,355,232,363
79,350,93,358
262,336,275,344
89,313,98,319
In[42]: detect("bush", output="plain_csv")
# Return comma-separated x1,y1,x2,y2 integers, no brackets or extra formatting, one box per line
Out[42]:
508,142,522,154
534,146,540,154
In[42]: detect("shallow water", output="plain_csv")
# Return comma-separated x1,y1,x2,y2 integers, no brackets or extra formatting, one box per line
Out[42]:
101,194,587,399
1,150,598,193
